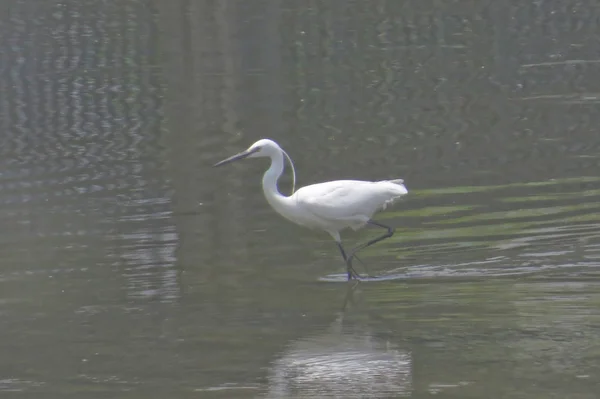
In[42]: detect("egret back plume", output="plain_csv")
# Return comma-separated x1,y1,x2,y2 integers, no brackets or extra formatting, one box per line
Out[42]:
282,148,296,194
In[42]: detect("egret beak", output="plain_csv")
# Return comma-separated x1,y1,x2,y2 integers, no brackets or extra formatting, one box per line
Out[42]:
213,147,259,167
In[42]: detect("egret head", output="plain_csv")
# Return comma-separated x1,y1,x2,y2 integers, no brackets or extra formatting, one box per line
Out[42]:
213,138,297,194
213,139,280,166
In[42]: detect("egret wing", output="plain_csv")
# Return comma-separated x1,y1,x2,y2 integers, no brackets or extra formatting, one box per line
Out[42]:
294,180,400,222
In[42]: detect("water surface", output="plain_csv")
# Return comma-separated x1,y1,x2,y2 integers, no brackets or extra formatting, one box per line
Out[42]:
0,0,599,397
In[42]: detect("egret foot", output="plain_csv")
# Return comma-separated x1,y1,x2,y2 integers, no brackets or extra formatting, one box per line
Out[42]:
348,253,378,279
343,220,395,280
337,242,361,280
346,259,362,280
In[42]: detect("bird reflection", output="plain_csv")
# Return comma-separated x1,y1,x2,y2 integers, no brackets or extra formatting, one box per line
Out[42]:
265,285,412,398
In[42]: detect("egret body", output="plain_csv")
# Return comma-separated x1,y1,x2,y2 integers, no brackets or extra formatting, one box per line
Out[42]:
214,139,408,280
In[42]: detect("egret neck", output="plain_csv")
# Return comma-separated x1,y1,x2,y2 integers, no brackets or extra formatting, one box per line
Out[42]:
261,149,293,217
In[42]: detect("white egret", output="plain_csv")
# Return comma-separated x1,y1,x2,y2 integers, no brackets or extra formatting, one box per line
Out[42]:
213,139,408,280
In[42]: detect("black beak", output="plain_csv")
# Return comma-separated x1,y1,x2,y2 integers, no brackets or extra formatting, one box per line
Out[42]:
213,147,259,167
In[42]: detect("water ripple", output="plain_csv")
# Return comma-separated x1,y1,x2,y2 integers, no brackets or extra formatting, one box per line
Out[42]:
357,176,600,279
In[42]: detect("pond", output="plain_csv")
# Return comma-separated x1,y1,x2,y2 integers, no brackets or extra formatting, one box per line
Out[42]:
0,0,599,397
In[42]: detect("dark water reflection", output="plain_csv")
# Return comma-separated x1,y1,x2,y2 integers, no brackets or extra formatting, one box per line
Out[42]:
0,0,599,397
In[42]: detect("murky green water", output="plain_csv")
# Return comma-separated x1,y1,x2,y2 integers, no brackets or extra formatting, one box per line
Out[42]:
0,0,599,397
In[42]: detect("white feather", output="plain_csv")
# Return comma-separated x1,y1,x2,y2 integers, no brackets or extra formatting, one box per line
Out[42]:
292,180,407,231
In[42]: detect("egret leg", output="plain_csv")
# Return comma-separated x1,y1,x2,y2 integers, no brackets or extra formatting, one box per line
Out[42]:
345,251,376,280
348,220,395,264
350,253,373,278
336,242,361,280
